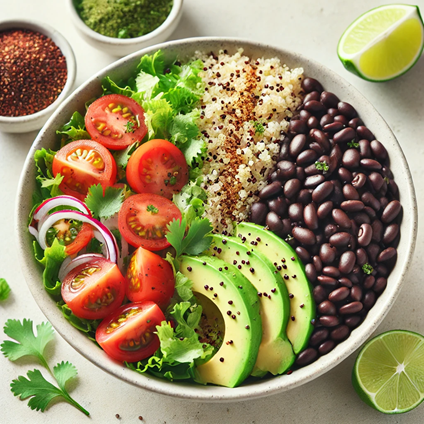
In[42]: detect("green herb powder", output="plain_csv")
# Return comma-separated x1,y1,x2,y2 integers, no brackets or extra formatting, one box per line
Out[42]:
77,0,173,39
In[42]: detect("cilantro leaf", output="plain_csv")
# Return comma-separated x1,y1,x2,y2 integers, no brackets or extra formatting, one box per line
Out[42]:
134,71,160,100
179,138,207,167
84,184,124,220
170,110,201,145
315,160,329,172
166,216,212,257
1,319,54,370
56,111,89,142
0,278,11,301
362,263,374,275
251,120,265,134
347,140,360,148
147,204,159,214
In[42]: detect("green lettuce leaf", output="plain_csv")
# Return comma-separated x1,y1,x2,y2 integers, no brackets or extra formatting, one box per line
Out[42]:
56,111,89,142
33,148,62,205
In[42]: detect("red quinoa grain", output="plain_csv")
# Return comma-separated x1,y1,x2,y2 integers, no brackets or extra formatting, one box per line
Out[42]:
0,28,67,117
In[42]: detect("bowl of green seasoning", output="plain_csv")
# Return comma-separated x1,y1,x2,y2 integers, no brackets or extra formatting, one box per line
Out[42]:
68,0,183,57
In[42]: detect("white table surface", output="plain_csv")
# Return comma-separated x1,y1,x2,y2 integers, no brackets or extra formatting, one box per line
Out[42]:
1,0,424,423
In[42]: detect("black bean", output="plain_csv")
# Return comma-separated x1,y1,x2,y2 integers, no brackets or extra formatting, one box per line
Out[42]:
373,277,387,294
370,140,388,160
330,325,350,342
307,116,319,129
371,220,384,243
327,107,339,117
342,149,361,169
296,166,306,182
304,174,325,189
304,163,320,176
331,209,351,229
339,301,363,315
353,212,371,225
292,227,316,245
381,200,402,224
376,264,390,277
313,255,323,273
312,181,334,203
364,206,377,220
325,223,338,238
284,178,302,199
351,173,367,189
337,101,357,119
319,315,340,327
304,91,321,103
320,243,337,264
268,197,287,217
329,232,351,248
344,315,362,329
311,129,331,152
297,149,318,166
360,158,382,170
341,200,364,212
310,328,329,347
320,114,334,127
270,169,285,182
328,287,350,302
313,285,327,303
338,167,353,184
339,277,353,288
309,142,325,155
317,275,338,288
363,291,376,309
302,77,324,93
296,347,318,366
363,275,375,290
357,223,373,247
334,114,349,126
281,218,293,235
378,247,397,262
318,300,337,315
361,192,380,211
348,117,364,129
296,246,311,263
322,266,341,279
350,285,363,302
356,126,374,141
319,340,336,355
368,172,385,191
356,248,368,266
333,127,356,144
339,251,356,274
289,118,309,135
367,243,381,265
306,262,317,283
265,212,285,235
279,140,290,160
297,189,313,204
383,223,399,245
359,139,372,158
317,201,333,219
259,181,283,200
289,134,307,157
320,91,340,108
388,179,399,199
323,121,344,133
288,203,304,222
381,166,393,179
342,184,359,200
304,203,319,230
250,202,268,225
304,100,327,114
379,196,389,209
299,110,312,121
277,160,296,179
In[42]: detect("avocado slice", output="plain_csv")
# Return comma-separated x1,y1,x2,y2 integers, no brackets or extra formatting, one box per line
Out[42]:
235,222,315,355
180,255,262,388
209,234,295,376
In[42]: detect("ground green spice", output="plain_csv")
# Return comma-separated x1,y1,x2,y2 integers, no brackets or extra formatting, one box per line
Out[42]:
76,0,173,39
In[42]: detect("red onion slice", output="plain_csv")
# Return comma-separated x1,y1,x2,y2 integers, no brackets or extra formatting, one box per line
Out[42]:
37,210,118,263
58,253,104,282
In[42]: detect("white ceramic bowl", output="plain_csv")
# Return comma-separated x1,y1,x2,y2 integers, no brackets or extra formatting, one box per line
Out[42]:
16,38,417,402
67,0,183,57
0,19,76,134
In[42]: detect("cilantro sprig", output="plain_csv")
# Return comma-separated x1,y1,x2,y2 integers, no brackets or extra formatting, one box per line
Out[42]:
347,140,359,148
1,319,89,416
362,263,374,275
250,120,265,135
84,184,125,220
147,204,159,214
315,160,329,172
0,278,11,301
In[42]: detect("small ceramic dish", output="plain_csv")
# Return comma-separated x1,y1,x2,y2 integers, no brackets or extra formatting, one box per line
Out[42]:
16,38,417,402
67,0,184,57
0,19,76,134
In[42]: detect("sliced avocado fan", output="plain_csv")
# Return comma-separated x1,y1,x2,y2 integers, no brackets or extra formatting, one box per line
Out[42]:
180,255,262,388
209,234,295,377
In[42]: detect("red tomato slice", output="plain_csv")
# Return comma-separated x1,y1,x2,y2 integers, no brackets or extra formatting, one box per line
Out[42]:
96,301,165,363
47,220,94,255
118,193,181,251
85,94,147,150
126,247,175,308
126,139,188,199
61,257,125,320
52,139,117,201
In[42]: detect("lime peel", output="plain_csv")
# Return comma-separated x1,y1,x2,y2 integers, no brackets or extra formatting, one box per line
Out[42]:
338,4,424,81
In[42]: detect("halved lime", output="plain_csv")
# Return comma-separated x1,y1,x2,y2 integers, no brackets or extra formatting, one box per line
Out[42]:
338,4,424,81
352,330,424,414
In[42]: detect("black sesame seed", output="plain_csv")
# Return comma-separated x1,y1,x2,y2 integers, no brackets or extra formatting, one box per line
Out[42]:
291,257,295,261
250,268,255,273
220,357,224,362
284,274,289,280
232,315,236,319
245,325,250,329
228,300,233,305
204,285,209,289
219,282,224,286
291,316,295,321
300,303,304,308
187,266,192,272
271,288,276,293
289,293,294,298
227,311,231,315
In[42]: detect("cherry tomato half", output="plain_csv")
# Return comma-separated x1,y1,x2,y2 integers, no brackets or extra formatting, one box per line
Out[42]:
126,247,175,308
52,139,117,201
61,257,125,320
85,94,147,150
118,193,181,251
46,219,94,256
126,139,188,199
95,301,165,363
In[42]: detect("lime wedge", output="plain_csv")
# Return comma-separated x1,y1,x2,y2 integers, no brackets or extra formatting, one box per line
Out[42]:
352,330,424,414
338,4,424,81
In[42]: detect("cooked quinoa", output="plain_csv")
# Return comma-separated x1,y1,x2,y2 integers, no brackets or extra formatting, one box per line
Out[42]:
195,49,304,233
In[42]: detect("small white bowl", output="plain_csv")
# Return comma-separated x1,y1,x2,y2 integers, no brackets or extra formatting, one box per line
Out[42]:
0,19,76,134
67,0,184,57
